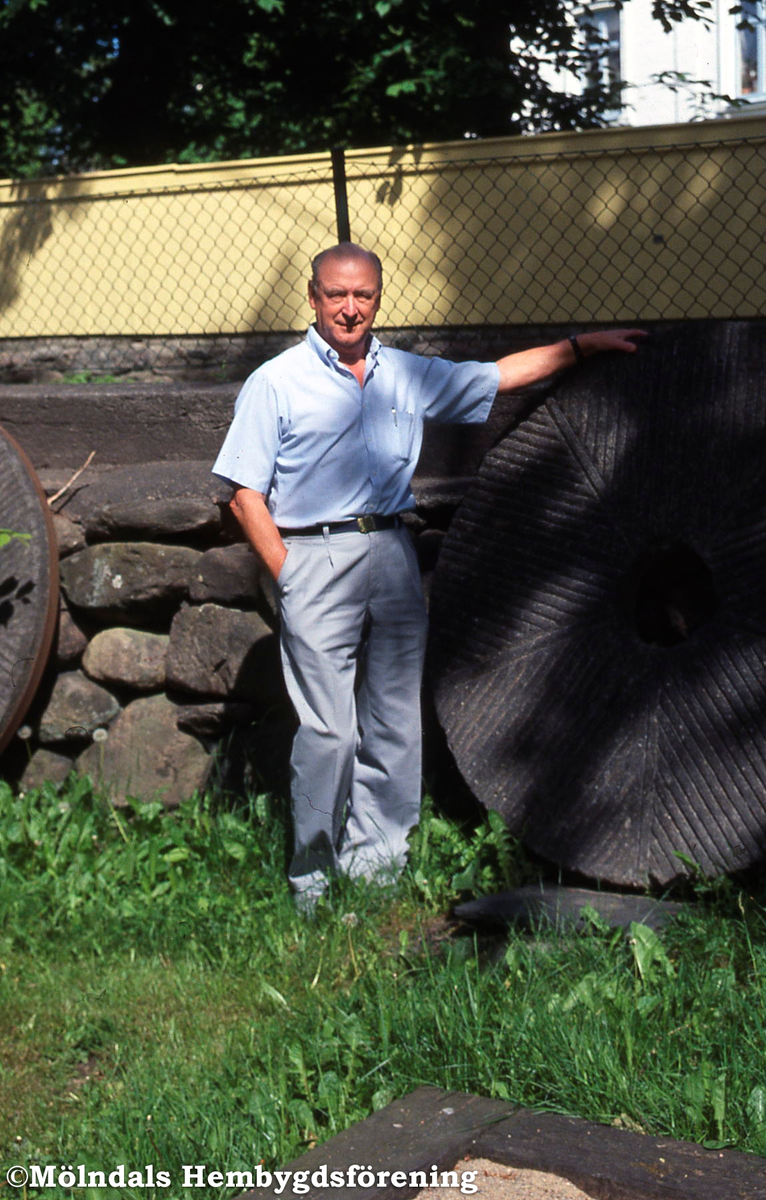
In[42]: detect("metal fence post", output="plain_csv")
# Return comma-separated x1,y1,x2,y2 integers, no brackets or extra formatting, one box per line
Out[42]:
331,147,351,243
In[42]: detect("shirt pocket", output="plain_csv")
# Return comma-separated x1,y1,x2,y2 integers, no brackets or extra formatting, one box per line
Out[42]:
391,407,418,463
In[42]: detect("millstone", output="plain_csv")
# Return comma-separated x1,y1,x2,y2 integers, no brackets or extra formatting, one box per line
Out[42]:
429,321,766,886
0,425,59,754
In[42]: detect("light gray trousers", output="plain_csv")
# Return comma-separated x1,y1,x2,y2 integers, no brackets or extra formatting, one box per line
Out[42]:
276,524,428,900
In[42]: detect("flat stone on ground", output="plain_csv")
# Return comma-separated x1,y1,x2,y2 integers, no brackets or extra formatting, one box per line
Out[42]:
240,1086,766,1200
454,886,688,934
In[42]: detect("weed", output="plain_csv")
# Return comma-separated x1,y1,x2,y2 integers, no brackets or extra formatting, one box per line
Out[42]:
61,371,124,384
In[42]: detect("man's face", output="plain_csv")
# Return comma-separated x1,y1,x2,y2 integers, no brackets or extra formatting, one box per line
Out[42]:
308,254,381,360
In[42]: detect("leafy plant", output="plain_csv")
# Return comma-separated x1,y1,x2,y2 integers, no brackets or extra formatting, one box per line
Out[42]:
0,528,30,549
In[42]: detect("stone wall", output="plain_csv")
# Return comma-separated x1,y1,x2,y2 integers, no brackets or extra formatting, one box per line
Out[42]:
0,338,559,805
4,458,480,805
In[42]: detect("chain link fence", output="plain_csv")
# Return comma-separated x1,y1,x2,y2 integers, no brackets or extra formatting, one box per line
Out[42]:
1,117,765,381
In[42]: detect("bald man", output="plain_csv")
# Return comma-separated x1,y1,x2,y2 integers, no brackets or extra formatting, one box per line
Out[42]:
213,242,643,911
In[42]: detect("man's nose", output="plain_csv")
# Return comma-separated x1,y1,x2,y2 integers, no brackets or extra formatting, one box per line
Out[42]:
341,294,359,319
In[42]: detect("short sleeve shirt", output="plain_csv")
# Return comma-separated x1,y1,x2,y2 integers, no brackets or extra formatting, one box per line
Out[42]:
212,325,500,527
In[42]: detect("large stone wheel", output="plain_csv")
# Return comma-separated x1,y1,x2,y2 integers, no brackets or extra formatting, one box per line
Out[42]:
429,322,766,886
0,425,59,755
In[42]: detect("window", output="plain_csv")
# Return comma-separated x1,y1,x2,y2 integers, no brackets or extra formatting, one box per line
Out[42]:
739,0,766,97
579,3,622,91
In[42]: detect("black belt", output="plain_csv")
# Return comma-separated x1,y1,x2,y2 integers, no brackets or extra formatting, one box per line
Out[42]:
278,514,401,537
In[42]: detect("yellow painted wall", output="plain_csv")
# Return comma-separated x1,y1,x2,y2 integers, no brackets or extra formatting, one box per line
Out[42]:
1,116,765,337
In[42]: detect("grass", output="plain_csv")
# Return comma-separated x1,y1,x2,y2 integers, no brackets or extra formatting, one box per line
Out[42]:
1,776,766,1198
60,372,124,385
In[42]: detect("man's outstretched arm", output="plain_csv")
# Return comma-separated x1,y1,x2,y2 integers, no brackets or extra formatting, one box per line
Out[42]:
495,329,646,393
229,487,287,583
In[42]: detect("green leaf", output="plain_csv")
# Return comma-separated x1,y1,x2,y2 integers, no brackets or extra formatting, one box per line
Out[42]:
682,1067,707,1124
748,1085,766,1130
261,981,289,1009
450,863,477,892
0,529,30,549
372,1085,395,1111
385,80,419,98
222,838,247,861
711,1071,726,1142
629,922,674,983
163,846,190,864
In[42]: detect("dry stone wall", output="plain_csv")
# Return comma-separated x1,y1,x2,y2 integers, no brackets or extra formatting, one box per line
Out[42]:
0,348,549,806
9,459,459,807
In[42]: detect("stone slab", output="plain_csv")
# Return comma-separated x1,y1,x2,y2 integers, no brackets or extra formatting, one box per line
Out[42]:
0,383,237,469
59,461,231,539
454,887,688,935
0,382,536,481
242,1086,766,1200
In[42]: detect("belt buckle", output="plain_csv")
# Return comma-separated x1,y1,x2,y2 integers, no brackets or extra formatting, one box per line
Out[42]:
356,515,376,534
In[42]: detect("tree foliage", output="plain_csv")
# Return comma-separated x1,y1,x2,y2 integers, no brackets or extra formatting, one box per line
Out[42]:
0,0,715,178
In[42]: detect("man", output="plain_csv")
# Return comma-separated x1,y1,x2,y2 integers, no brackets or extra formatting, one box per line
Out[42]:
213,242,643,910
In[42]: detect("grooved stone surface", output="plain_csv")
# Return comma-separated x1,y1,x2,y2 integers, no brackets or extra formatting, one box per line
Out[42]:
429,322,766,886
0,424,59,753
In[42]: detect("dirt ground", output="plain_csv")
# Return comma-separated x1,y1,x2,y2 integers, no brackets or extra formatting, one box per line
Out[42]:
415,1157,597,1200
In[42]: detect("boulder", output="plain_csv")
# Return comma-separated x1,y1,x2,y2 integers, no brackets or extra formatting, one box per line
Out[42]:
37,670,120,745
82,627,168,691
51,511,86,557
189,543,264,606
60,542,202,624
166,603,281,702
174,700,260,737
19,747,74,791
77,692,209,806
60,461,230,539
56,597,90,667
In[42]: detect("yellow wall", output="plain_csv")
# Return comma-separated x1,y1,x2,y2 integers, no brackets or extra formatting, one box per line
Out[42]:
1,115,765,337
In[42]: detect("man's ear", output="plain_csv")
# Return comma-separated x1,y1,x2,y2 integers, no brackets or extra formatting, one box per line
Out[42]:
308,280,317,310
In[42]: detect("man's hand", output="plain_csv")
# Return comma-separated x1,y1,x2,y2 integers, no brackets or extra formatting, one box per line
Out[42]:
229,487,287,583
577,329,647,356
495,328,647,392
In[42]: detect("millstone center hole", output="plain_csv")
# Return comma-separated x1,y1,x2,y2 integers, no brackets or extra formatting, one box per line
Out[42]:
624,541,717,647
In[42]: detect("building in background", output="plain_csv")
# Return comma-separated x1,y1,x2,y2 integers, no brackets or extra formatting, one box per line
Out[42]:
549,0,766,126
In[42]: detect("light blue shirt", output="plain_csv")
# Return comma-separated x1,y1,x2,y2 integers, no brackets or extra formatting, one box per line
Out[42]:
212,324,499,527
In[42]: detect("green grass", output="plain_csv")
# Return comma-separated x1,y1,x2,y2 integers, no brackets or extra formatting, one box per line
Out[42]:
1,777,766,1198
